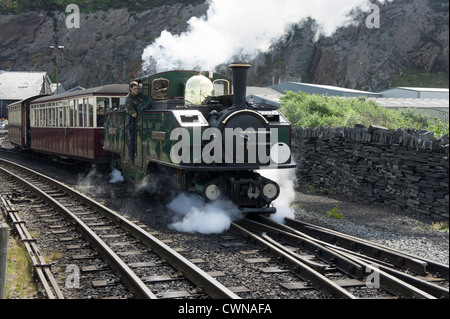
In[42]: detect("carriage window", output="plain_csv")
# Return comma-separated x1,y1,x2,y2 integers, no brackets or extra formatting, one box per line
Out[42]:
77,99,83,127
87,98,94,128
111,97,121,111
213,79,230,96
69,100,74,127
50,108,54,127
52,103,57,127
119,97,126,110
96,97,108,127
58,102,64,127
62,100,68,127
151,78,169,100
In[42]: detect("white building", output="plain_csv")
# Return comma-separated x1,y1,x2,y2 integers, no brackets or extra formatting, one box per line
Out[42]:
0,70,53,118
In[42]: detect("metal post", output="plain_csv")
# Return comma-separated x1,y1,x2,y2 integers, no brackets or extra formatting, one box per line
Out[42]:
49,45,64,94
0,225,9,299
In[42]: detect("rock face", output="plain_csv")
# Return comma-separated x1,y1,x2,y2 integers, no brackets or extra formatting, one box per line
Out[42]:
0,0,448,90
251,0,449,90
0,3,209,88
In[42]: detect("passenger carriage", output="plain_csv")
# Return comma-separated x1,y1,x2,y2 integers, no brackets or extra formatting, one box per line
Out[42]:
7,95,43,149
27,84,128,163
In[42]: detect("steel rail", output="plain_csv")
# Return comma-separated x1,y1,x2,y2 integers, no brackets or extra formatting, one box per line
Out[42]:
253,216,441,299
329,245,449,299
0,158,239,299
0,164,157,299
240,217,364,279
328,247,437,299
0,194,64,299
229,222,357,299
284,217,449,280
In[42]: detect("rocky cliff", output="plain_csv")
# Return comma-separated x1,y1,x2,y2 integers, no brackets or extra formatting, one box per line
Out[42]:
250,0,449,90
0,0,448,91
0,3,209,88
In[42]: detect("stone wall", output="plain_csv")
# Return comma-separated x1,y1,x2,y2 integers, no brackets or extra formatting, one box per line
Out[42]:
292,126,449,219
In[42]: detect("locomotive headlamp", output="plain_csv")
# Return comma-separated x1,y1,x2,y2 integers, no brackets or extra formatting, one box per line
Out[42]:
205,183,221,201
247,185,260,199
196,179,222,201
270,142,291,164
263,183,279,200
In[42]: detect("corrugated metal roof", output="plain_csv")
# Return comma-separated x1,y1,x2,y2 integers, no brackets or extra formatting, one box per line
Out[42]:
247,86,283,107
270,82,381,98
383,87,449,93
368,98,449,109
0,71,52,100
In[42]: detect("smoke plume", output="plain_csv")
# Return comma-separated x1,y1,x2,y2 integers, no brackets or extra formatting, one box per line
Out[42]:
259,168,296,223
109,168,124,183
168,193,244,234
142,0,392,73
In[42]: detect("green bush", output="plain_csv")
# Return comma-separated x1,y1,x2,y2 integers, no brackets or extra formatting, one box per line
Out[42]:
280,91,449,136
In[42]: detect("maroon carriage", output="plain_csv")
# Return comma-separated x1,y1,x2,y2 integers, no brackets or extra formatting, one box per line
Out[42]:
7,95,43,149
26,84,128,163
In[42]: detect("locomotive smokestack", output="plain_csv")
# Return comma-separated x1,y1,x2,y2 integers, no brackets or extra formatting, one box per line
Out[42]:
229,63,251,108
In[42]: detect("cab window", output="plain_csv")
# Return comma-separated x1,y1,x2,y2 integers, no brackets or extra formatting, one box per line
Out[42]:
151,78,170,100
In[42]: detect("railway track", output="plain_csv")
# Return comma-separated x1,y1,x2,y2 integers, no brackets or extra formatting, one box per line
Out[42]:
0,157,239,299
1,154,448,299
230,216,448,299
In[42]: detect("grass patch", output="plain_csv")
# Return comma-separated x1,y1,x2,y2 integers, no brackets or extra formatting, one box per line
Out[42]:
4,236,42,299
325,205,344,219
392,69,449,88
431,220,449,233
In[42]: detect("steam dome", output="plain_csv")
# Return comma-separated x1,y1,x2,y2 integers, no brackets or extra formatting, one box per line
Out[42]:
185,74,214,106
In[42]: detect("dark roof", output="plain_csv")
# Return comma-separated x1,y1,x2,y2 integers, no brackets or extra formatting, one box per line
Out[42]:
32,84,129,103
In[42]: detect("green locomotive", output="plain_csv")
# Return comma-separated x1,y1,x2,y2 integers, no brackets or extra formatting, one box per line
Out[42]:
103,64,295,214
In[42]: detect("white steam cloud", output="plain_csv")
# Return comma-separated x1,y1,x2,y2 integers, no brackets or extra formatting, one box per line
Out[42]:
109,168,124,183
259,168,296,223
168,168,296,233
142,0,392,72
168,193,244,234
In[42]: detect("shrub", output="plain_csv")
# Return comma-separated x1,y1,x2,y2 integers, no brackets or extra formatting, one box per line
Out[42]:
280,91,449,136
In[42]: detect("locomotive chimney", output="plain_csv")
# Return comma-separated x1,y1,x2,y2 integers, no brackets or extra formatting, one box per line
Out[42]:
229,63,251,108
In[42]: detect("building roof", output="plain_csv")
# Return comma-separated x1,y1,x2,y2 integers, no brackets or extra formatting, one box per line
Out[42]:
270,82,381,98
378,87,449,99
382,87,449,93
368,98,449,109
246,86,283,107
0,71,52,100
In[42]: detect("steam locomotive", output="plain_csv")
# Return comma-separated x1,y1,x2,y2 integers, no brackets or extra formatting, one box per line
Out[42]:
103,64,296,214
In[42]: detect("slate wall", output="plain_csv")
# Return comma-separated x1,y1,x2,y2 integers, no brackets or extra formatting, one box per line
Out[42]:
292,126,449,219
